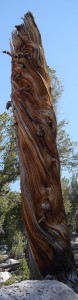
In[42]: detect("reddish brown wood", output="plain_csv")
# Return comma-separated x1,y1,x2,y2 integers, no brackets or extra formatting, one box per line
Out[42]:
11,12,77,286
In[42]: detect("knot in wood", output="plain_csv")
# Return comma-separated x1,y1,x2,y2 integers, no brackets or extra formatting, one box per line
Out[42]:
13,66,22,80
41,199,51,212
37,125,45,137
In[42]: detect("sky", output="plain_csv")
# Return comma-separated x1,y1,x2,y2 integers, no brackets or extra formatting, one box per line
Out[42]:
0,0,78,189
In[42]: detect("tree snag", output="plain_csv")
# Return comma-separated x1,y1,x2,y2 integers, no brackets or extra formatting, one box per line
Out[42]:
10,12,77,289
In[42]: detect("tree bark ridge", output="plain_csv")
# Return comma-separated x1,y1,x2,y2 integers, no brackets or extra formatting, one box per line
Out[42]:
11,12,77,287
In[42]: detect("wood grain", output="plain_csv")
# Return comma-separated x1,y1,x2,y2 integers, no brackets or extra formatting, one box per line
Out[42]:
11,12,77,286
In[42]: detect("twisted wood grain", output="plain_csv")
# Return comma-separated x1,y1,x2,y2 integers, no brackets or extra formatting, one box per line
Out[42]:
11,12,77,285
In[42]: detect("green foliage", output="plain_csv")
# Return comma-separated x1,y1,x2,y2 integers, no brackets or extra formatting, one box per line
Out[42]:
9,232,25,258
61,175,78,234
0,112,19,187
3,274,18,286
57,120,78,173
2,258,30,286
0,114,25,256
0,188,26,256
70,174,78,214
17,258,30,280
0,255,5,263
0,183,9,238
3,258,30,286
48,67,63,112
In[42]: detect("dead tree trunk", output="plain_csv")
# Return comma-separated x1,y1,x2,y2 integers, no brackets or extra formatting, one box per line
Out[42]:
10,12,77,288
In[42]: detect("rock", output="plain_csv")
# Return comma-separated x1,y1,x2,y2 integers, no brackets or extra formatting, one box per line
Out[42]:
0,261,19,272
0,271,11,283
0,250,7,256
6,259,19,264
0,280,78,300
0,245,8,252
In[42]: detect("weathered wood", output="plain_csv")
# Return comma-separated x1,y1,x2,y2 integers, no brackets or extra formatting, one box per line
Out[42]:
10,12,78,288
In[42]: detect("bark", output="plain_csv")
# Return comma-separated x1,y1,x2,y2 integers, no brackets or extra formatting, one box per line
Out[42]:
10,12,78,287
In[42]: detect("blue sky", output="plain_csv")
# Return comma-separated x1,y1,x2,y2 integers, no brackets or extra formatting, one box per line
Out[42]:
0,1,78,189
